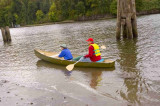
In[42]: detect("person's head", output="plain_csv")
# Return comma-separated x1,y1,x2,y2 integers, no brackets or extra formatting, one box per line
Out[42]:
86,38,94,45
60,44,67,50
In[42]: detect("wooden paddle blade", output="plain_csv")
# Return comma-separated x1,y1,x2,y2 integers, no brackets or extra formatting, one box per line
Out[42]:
101,45,106,49
66,64,75,71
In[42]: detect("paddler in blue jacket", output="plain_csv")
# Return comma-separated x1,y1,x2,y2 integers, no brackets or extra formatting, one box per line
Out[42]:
58,44,73,60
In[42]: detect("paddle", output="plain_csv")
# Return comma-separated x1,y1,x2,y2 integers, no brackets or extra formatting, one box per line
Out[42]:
101,45,106,49
66,45,107,71
66,57,83,71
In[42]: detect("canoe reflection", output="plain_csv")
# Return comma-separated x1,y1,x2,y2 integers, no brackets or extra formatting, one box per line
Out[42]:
36,60,115,89
36,60,72,76
36,60,115,71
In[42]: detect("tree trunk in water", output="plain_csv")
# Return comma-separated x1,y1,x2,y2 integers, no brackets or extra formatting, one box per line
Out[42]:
1,26,12,42
116,0,138,39
1,28,7,42
5,26,12,41
121,19,127,38
132,0,138,38
116,0,121,39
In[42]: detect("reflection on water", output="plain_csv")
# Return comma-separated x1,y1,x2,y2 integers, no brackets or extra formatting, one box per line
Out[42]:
0,14,160,105
37,60,74,77
36,60,114,84
90,71,102,89
117,39,141,105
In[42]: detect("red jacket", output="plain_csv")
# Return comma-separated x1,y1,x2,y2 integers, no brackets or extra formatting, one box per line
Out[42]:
84,44,101,62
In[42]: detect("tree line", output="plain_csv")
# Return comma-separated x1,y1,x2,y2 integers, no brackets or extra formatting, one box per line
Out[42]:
0,0,160,27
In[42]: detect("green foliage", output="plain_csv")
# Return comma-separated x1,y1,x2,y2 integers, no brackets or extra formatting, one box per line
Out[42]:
135,0,143,12
36,10,44,22
60,0,70,19
75,1,85,17
13,13,19,24
98,0,112,14
28,2,38,23
49,2,58,22
110,0,117,15
142,0,160,11
43,0,50,14
0,6,12,27
0,0,160,27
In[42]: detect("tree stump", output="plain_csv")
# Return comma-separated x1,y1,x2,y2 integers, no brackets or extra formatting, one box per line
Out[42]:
5,26,12,41
116,0,138,39
1,26,12,42
1,28,7,42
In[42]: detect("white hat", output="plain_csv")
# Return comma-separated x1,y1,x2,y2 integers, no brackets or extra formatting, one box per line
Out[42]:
60,44,67,48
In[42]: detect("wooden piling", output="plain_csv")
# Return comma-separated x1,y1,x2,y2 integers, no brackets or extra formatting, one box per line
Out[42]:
5,26,11,41
132,0,138,38
121,19,127,38
1,26,12,42
116,0,121,40
116,0,138,39
1,28,7,42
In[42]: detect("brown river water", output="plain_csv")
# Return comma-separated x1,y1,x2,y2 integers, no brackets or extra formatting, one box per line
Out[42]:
0,14,160,106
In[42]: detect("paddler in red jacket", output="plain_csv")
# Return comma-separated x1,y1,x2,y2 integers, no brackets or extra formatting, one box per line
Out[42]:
81,38,101,62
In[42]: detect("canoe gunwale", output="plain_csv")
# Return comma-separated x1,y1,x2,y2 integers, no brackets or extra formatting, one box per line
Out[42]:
34,49,115,68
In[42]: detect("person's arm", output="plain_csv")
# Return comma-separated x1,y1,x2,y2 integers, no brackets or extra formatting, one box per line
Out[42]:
58,50,65,58
84,46,94,58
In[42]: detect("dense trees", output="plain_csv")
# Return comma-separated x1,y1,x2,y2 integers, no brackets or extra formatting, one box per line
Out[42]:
0,0,160,27
49,2,58,21
110,0,117,15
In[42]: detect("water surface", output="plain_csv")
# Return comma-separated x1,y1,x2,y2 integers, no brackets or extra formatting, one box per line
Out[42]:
0,14,160,106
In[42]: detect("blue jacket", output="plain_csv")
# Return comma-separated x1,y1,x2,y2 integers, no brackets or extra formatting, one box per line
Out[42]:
58,49,73,60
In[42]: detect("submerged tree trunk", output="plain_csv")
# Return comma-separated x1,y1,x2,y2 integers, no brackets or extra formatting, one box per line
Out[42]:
1,26,12,42
1,28,7,42
5,26,12,42
116,0,138,39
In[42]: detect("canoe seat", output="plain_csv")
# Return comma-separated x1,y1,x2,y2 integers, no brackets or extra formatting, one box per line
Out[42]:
96,59,104,63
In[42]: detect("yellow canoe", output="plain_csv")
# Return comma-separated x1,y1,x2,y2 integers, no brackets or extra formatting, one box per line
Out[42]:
34,49,115,68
